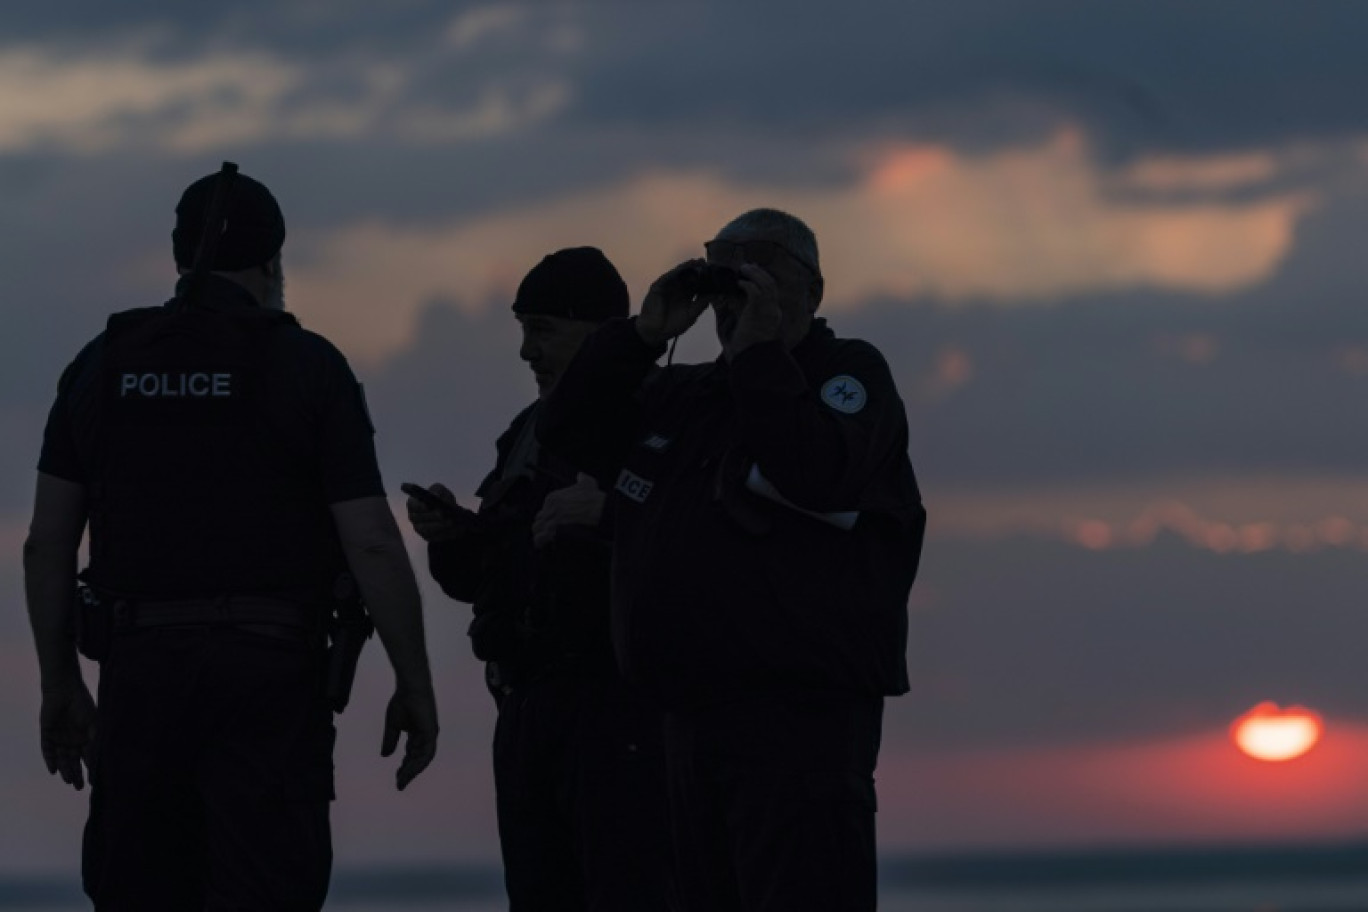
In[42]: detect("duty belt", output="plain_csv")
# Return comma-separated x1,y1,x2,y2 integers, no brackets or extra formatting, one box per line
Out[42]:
112,596,321,642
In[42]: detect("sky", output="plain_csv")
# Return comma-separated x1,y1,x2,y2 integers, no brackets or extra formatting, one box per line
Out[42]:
5,0,1368,874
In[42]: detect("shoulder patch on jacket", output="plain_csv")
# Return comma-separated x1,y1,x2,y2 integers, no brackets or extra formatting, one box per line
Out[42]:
820,375,867,414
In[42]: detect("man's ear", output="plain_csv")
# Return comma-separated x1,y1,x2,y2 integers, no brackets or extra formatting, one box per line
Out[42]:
808,276,825,312
261,254,282,280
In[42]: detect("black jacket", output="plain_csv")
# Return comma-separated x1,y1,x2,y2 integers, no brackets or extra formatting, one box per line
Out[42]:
427,402,615,679
539,317,926,710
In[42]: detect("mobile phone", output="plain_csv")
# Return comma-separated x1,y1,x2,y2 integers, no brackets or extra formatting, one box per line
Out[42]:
400,482,470,521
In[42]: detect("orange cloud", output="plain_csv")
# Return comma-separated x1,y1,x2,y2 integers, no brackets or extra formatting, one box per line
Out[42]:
1154,332,1221,365
1334,345,1368,376
1118,152,1279,193
867,144,955,193
290,130,1314,362
915,345,975,403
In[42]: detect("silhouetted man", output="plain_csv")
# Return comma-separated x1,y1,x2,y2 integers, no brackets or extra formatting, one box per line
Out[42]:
24,166,439,911
540,210,926,912
406,247,670,911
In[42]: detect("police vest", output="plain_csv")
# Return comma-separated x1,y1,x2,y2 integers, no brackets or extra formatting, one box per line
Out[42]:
86,302,344,601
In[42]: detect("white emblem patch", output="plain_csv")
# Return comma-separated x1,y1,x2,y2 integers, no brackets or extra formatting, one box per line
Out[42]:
820,375,867,414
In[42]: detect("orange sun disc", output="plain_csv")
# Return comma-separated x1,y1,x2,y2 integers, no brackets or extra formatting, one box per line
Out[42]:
1231,702,1322,762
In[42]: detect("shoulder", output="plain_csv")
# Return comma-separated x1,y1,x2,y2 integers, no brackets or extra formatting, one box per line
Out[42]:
497,400,541,447
289,326,348,360
106,304,170,327
255,325,374,429
54,331,108,397
809,334,903,417
826,334,894,375
269,325,359,378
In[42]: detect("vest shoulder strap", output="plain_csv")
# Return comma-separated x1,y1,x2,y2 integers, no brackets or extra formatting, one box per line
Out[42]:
106,303,300,342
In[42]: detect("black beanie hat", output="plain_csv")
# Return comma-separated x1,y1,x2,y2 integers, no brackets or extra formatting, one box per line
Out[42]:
172,170,286,271
512,247,629,322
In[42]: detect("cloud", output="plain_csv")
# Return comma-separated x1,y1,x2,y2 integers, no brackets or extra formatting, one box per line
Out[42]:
288,128,1311,362
563,1,1368,159
929,475,1368,556
1118,151,1279,193
848,130,1310,300
0,43,300,153
360,300,534,497
5,142,1363,519
444,3,529,50
0,13,572,156
11,1,1368,162
392,82,571,145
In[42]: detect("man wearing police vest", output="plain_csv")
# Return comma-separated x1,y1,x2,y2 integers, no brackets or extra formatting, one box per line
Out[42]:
23,165,439,910
540,209,926,911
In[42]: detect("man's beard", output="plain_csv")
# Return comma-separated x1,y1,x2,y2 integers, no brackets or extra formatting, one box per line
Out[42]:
263,272,286,311
713,303,739,345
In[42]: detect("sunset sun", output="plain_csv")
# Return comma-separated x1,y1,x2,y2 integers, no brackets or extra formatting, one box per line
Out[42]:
1231,703,1323,762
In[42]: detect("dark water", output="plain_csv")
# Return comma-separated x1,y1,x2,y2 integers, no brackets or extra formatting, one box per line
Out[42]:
8,846,1368,911
8,884,1368,911
7,885,1368,911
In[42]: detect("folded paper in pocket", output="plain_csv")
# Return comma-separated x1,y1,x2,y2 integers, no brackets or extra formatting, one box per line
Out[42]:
745,464,859,531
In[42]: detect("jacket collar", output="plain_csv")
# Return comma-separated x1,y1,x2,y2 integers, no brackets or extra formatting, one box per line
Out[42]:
790,317,835,374
169,273,261,311
708,316,835,371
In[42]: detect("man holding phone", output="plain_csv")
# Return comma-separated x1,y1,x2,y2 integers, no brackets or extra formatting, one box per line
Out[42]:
405,248,669,911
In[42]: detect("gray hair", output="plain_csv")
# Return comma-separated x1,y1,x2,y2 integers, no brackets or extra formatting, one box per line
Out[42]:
716,208,820,276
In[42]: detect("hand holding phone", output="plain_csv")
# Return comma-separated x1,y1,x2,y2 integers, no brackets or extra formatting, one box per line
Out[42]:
401,482,479,542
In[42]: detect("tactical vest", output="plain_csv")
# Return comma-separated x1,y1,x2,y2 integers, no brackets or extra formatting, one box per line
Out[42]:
85,302,344,601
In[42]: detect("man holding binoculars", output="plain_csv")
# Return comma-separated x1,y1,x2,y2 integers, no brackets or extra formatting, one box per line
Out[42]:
540,209,927,912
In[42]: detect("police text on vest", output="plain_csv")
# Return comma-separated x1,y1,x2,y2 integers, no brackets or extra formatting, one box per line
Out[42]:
120,372,233,398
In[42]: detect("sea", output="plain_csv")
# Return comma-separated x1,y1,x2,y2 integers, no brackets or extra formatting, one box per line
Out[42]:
6,844,1368,910
5,882,1368,911
5,884,1368,911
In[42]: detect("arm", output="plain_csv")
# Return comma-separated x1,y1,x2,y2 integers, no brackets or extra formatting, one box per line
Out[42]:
426,533,491,603
24,472,96,790
330,495,438,790
729,340,907,514
306,337,438,786
531,472,606,549
403,480,492,603
539,261,714,476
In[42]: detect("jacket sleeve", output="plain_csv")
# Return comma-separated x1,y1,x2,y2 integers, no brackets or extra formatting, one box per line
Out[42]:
425,529,492,604
424,448,509,604
537,317,663,483
36,336,102,484
727,338,909,515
